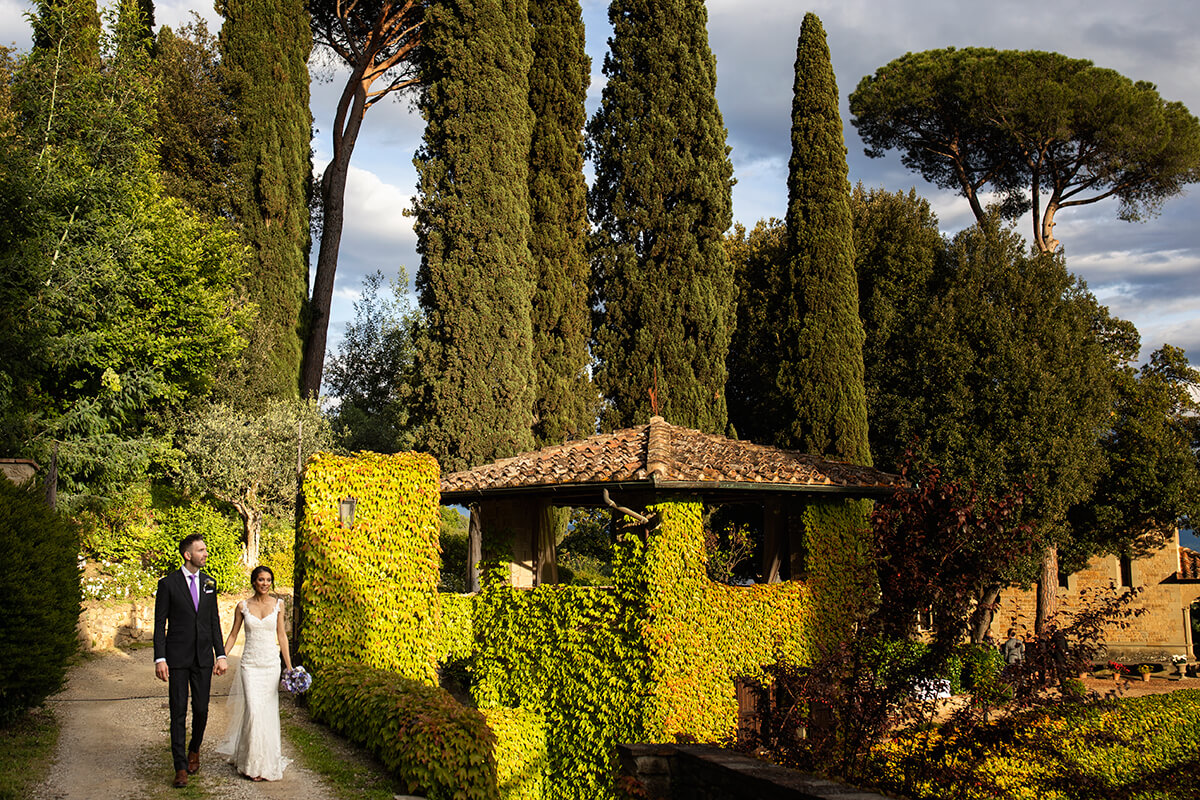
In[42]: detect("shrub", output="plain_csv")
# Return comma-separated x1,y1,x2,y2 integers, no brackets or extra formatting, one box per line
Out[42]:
440,507,469,592
0,480,81,724
152,502,247,592
960,642,1004,692
308,663,499,800
870,690,1200,799
257,516,294,587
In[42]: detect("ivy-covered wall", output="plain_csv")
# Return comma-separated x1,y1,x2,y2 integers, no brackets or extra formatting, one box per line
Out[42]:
802,498,875,654
639,502,811,741
299,451,444,682
301,450,828,800
472,577,645,799
471,501,812,799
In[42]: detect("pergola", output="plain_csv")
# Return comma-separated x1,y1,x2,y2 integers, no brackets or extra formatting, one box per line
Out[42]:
440,417,903,590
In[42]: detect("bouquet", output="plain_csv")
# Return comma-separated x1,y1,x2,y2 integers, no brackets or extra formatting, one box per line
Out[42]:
280,666,313,694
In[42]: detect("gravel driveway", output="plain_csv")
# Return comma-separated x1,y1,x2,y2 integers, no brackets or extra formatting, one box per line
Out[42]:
33,647,340,800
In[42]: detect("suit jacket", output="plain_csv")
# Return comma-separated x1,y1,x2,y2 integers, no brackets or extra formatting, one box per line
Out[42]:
153,569,225,668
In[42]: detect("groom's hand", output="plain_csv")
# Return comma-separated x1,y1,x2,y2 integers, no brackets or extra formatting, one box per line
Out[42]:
213,656,227,676
155,662,169,682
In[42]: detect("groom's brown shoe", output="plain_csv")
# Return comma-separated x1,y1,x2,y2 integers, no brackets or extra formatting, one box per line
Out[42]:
173,769,189,788
187,751,200,774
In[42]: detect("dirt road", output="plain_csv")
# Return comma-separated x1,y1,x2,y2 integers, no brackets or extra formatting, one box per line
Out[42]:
33,647,340,800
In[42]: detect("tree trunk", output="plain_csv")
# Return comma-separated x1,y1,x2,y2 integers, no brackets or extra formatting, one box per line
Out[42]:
237,505,263,568
300,76,368,398
970,584,1002,643
1036,202,1060,253
1035,544,1059,635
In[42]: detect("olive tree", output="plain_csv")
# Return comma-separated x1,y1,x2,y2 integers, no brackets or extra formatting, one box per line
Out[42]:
177,398,334,566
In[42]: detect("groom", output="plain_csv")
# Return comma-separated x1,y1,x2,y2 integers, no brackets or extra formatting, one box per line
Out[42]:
153,534,227,788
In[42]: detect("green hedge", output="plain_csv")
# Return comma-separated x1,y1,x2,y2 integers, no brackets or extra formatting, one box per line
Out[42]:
309,664,499,800
871,689,1200,799
298,451,443,681
0,480,81,724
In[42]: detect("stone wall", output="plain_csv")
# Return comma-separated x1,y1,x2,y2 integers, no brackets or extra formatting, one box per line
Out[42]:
78,591,294,653
616,743,894,800
992,530,1199,662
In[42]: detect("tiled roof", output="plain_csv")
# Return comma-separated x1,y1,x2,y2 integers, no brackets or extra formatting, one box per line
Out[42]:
440,416,904,499
1181,547,1200,581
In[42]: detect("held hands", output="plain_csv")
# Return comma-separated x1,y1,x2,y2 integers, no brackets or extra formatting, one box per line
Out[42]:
213,656,228,676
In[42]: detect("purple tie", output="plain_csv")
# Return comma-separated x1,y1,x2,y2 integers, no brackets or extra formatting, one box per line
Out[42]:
189,574,199,611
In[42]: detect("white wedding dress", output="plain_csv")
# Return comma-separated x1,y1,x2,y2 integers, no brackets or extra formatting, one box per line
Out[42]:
217,599,291,781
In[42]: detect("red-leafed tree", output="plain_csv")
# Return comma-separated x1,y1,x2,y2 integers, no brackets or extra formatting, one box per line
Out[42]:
872,454,1038,650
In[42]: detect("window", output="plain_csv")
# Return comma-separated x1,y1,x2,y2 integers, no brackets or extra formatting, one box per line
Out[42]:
1119,555,1134,588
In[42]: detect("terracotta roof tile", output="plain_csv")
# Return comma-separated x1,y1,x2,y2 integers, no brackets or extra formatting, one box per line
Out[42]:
441,417,903,498
1181,547,1200,581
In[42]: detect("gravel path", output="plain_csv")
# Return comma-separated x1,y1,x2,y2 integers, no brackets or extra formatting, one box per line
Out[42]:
33,647,341,800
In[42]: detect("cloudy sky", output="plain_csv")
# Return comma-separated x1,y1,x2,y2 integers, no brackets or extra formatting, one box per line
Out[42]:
2,0,1198,368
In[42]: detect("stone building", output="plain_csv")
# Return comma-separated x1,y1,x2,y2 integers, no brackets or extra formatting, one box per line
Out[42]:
991,530,1200,661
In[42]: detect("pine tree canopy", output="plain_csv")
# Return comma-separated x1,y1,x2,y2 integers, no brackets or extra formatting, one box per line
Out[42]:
850,47,1200,253
587,0,734,434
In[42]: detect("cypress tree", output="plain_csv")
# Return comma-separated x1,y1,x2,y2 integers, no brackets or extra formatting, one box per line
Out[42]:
528,0,594,446
724,218,785,444
587,0,734,433
778,13,870,465
783,15,874,648
414,0,536,471
218,0,311,403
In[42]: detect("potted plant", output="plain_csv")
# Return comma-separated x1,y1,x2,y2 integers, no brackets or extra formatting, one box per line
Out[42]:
1173,654,1188,677
1108,660,1125,683
1137,663,1154,682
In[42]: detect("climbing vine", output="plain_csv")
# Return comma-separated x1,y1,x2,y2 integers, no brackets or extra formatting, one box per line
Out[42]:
299,451,443,682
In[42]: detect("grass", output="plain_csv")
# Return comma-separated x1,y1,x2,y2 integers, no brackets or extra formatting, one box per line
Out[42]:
280,703,407,800
0,708,59,800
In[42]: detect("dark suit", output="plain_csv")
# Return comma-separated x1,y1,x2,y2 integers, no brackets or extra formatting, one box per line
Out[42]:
153,569,225,772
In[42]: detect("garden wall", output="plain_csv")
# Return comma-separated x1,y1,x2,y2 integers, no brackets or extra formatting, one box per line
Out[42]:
616,743,895,800
991,529,1198,661
77,591,293,652
298,451,444,681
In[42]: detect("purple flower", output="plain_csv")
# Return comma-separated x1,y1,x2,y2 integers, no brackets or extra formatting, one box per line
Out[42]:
280,666,313,694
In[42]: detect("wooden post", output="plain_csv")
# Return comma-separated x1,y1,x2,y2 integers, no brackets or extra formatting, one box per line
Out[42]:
761,499,783,584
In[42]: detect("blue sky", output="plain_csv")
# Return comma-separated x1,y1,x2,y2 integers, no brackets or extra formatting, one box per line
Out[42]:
2,0,1199,369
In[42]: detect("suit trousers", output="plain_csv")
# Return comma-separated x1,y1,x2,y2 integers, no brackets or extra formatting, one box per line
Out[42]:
168,665,213,772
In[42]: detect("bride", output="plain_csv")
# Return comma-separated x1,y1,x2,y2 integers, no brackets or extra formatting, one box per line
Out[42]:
216,565,293,781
